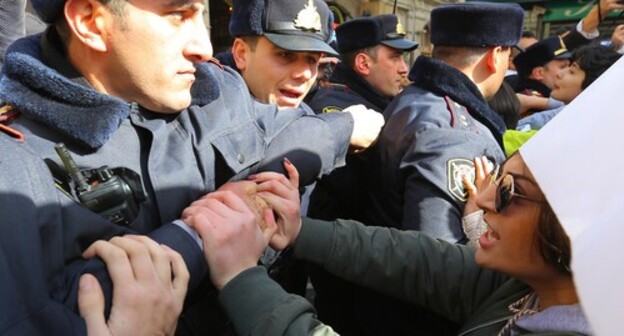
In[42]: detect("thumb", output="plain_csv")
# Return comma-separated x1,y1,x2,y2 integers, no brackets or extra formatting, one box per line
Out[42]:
78,274,109,336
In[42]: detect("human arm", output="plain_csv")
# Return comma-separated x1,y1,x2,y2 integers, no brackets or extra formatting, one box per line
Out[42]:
182,162,340,335
564,0,624,50
293,217,509,324
516,94,563,117
78,236,189,336
461,157,493,248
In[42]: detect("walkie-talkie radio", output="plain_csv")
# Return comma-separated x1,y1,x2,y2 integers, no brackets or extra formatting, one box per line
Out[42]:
54,143,145,226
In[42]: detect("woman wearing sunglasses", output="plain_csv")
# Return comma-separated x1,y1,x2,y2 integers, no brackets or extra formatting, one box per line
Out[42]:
183,154,588,335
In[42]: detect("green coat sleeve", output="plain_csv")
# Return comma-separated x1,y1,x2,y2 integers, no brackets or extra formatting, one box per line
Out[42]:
218,266,340,335
294,217,512,324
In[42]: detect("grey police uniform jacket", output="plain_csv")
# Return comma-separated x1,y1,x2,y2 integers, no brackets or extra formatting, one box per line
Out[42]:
0,29,353,335
363,56,506,243
216,218,588,336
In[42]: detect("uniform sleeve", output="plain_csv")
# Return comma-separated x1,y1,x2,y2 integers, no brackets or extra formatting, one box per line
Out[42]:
219,266,339,336
399,127,492,242
0,139,207,334
293,217,510,324
257,110,353,186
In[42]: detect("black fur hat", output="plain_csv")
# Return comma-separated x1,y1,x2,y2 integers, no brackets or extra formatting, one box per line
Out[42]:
336,14,418,54
430,2,524,47
229,0,337,56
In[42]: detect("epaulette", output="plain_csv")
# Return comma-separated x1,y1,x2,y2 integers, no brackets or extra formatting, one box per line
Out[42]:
0,104,24,141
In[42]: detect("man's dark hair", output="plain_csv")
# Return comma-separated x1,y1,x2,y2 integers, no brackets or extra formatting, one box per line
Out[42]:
488,81,520,129
239,36,260,52
521,31,537,39
572,44,622,89
432,45,494,68
55,0,127,44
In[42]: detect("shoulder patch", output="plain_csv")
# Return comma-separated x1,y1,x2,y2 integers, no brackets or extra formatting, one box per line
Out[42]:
322,106,343,113
447,158,475,202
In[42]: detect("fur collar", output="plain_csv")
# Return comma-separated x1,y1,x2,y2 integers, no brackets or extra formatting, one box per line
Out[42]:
409,56,505,145
330,63,390,111
0,28,219,151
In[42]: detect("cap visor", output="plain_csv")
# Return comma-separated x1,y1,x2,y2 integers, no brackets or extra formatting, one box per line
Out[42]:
264,33,338,56
381,39,419,51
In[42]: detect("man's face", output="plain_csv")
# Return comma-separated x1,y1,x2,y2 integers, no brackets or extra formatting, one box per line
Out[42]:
236,37,321,109
98,0,213,113
538,59,570,89
364,45,409,98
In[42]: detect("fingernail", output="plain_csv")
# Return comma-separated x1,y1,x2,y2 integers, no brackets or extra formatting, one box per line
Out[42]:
284,157,292,165
248,174,257,180
80,274,94,291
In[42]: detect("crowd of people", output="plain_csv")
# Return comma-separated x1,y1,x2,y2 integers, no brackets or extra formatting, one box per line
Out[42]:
0,0,622,335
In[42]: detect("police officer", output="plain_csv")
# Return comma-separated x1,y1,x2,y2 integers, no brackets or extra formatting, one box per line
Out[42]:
307,14,417,113
513,36,572,98
0,0,382,334
218,0,337,111
304,14,418,335
356,3,524,335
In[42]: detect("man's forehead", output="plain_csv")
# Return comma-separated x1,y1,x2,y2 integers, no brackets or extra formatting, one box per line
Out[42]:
264,38,323,57
150,0,203,8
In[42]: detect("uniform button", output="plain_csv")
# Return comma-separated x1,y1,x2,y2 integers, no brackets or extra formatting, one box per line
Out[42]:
237,154,245,164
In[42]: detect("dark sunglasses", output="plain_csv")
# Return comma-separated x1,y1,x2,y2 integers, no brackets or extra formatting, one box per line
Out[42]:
490,165,546,213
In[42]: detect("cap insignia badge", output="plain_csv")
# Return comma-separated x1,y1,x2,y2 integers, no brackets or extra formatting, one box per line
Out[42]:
294,0,322,32
554,36,568,56
396,20,406,35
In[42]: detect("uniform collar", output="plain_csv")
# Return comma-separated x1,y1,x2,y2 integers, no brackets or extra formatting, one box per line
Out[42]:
408,56,506,147
330,63,391,111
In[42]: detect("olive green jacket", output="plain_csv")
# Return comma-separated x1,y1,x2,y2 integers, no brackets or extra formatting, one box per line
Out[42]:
218,218,586,335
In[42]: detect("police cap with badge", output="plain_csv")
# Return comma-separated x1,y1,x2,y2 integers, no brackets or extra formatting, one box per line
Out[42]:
430,1,524,47
336,14,418,53
229,0,338,56
513,36,571,78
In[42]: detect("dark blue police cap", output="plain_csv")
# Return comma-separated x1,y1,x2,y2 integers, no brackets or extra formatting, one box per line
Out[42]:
31,0,64,24
336,14,418,54
230,0,338,56
513,36,572,77
430,2,524,47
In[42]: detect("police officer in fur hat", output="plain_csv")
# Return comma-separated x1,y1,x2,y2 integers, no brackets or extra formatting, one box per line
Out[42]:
514,36,572,97
353,3,523,334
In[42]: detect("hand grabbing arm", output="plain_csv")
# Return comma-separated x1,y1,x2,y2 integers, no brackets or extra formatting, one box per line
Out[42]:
78,235,189,336
253,158,302,250
182,191,276,289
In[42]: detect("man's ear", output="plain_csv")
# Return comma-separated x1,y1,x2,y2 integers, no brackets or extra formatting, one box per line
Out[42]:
531,66,545,81
353,52,371,76
232,38,250,72
485,46,504,74
64,0,113,52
